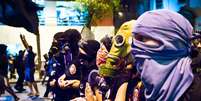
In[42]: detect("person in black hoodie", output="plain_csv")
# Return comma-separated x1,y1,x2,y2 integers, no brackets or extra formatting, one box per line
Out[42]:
78,40,100,96
0,44,19,101
14,50,26,92
51,29,82,101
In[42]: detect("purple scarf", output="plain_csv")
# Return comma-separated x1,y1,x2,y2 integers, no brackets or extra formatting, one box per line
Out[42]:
132,9,194,101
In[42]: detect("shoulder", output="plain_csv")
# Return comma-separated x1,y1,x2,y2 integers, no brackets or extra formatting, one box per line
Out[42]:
179,74,201,101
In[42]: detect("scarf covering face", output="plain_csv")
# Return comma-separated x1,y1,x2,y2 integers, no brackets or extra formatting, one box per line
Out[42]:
132,9,194,101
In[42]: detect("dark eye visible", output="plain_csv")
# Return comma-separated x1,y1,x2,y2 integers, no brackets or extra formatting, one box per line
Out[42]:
135,34,144,42
134,34,161,47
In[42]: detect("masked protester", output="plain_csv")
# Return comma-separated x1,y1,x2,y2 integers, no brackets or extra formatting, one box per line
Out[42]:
98,20,136,101
132,9,201,101
78,40,100,96
96,36,112,68
99,20,135,78
51,29,81,101
82,36,112,101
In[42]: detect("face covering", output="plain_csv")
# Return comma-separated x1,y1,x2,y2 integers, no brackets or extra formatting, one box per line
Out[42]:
132,9,194,101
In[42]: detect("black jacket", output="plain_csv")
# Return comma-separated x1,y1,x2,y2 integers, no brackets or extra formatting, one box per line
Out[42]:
179,49,201,101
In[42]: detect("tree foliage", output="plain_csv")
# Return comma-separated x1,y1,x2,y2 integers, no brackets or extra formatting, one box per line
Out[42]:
75,0,120,27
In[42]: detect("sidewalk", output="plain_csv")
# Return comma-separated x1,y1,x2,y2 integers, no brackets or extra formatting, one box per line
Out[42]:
1,82,51,101
3,71,51,101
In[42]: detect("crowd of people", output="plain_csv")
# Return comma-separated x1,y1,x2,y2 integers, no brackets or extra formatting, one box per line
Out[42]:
1,9,201,101
0,44,40,101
